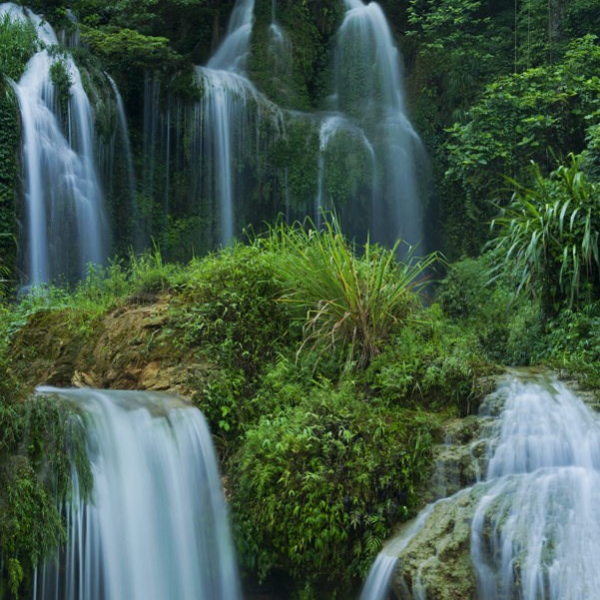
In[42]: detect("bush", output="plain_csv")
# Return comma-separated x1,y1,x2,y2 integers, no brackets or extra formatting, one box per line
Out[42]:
365,306,493,415
489,155,600,315
541,303,600,388
169,245,296,438
264,218,439,369
437,257,543,365
0,13,39,83
173,244,294,378
230,381,439,597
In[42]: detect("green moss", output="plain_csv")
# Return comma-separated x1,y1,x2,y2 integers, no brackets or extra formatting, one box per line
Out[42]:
248,0,342,110
0,91,20,292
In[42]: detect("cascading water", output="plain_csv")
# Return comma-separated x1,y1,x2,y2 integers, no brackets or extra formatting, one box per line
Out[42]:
364,373,600,599
34,388,241,600
471,377,600,599
105,74,140,250
332,0,426,248
194,0,255,245
3,3,109,285
192,0,285,246
267,0,292,91
314,115,377,230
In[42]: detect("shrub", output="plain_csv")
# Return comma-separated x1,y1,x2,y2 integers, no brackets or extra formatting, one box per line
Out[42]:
0,13,39,83
436,256,543,364
264,218,439,369
489,155,600,315
365,307,493,415
230,382,438,597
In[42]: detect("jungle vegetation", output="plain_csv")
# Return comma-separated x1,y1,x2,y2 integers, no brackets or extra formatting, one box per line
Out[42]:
2,0,600,598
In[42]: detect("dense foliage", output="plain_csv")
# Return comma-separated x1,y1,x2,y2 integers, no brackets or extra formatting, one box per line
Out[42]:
231,381,438,596
0,230,488,598
489,155,600,314
3,0,600,596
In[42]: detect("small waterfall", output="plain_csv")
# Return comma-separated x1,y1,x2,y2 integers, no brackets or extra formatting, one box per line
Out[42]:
360,502,437,600
208,0,255,73
34,388,241,600
105,74,139,250
360,555,398,600
333,0,425,248
268,0,293,88
471,377,600,599
198,0,255,245
315,116,346,227
314,114,377,231
193,0,284,246
373,374,600,599
3,4,108,285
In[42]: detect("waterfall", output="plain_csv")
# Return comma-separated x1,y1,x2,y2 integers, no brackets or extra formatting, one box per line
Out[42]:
359,555,398,600
3,4,109,286
367,373,600,599
314,115,377,230
267,0,292,90
192,0,284,246
34,388,241,600
194,0,255,246
359,501,437,600
332,0,425,248
105,74,140,251
471,377,600,599
208,0,255,73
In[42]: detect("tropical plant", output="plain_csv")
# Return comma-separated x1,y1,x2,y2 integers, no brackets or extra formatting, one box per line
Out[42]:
489,154,600,314
0,13,39,83
442,35,600,257
264,218,439,369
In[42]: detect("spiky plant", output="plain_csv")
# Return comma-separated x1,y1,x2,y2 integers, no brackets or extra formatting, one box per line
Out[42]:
264,218,438,369
489,154,600,312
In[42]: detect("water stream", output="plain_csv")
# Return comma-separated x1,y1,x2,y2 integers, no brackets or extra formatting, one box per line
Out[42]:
195,0,257,245
33,388,240,600
472,376,600,599
2,3,109,286
361,373,600,599
333,0,425,248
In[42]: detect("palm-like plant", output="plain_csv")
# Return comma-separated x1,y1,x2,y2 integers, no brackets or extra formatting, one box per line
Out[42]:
489,154,600,312
264,218,438,369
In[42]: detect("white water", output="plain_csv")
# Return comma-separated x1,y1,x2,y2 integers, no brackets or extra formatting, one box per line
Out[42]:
196,0,255,245
333,0,425,248
208,0,255,73
194,0,285,246
2,4,108,285
34,388,241,600
106,74,139,249
360,555,398,600
371,374,600,599
471,377,600,599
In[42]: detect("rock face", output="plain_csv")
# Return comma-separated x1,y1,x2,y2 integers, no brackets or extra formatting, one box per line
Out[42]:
392,487,484,600
425,415,491,503
10,294,213,399
387,384,503,600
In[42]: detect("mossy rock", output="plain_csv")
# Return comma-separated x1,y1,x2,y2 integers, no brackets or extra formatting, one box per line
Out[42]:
391,486,483,600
